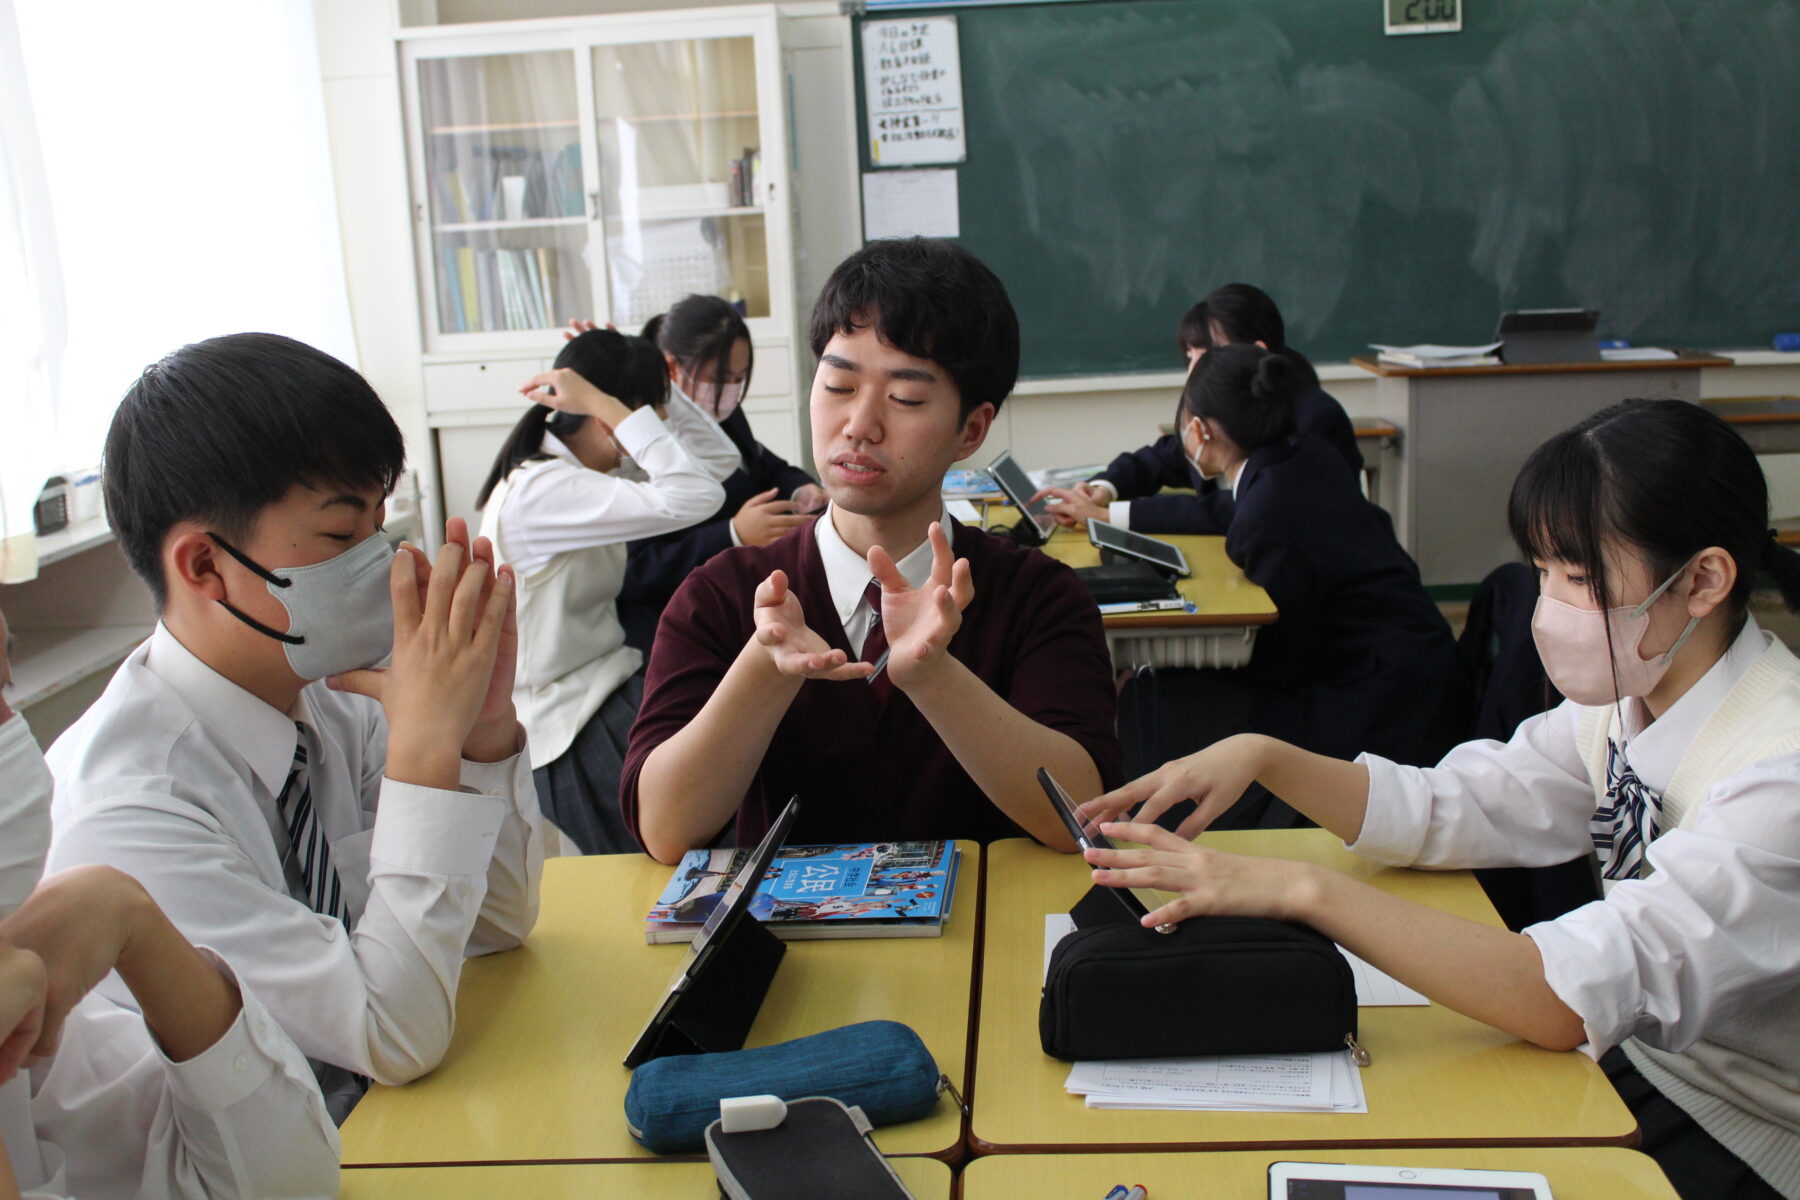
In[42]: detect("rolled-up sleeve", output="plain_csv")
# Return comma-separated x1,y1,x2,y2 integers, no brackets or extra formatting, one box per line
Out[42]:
1350,701,1597,869
1526,756,1800,1058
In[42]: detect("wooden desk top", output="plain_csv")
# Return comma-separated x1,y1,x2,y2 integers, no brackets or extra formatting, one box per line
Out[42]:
1701,395,1800,423
982,510,1278,628
1351,353,1733,378
1352,417,1400,439
340,847,979,1166
341,1155,953,1198
963,1147,1676,1199
969,834,1636,1153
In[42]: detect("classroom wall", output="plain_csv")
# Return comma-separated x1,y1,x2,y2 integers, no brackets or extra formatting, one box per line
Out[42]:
316,1,1800,526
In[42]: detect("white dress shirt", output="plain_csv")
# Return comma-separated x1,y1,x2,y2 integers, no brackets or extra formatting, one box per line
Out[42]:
1351,615,1800,1059
1095,461,1237,529
812,504,955,658
487,388,737,577
3,957,339,1200
46,625,543,1087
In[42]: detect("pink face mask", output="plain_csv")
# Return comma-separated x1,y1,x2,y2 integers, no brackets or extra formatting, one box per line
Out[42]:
1530,559,1700,706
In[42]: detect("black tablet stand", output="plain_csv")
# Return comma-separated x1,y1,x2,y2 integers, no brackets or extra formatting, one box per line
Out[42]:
634,916,786,1062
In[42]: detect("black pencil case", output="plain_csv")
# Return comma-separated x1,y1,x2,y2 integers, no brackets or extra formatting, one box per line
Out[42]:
1040,909,1358,1061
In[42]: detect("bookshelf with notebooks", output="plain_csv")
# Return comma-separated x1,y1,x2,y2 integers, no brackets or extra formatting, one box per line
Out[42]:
396,11,816,534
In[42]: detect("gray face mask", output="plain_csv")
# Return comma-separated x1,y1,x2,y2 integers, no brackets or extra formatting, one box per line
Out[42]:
210,531,396,680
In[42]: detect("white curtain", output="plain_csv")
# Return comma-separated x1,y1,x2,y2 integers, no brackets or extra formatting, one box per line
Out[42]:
0,0,354,581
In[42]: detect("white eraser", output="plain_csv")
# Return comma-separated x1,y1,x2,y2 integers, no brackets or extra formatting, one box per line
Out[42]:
718,1094,788,1134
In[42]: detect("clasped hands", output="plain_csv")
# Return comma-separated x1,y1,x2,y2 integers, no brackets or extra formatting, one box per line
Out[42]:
752,522,972,691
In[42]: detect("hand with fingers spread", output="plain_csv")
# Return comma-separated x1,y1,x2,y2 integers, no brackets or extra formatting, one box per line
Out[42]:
733,488,811,547
1076,733,1270,838
561,317,616,340
752,569,874,682
1083,821,1322,929
329,521,518,789
872,522,974,692
1031,485,1108,529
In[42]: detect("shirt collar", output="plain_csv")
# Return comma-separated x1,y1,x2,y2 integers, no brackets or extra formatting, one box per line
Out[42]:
538,431,583,467
143,623,304,796
813,503,954,628
1616,613,1768,788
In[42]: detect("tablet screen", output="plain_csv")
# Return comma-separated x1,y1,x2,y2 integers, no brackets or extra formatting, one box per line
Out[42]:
1087,518,1190,576
1270,1162,1551,1200
986,451,1056,539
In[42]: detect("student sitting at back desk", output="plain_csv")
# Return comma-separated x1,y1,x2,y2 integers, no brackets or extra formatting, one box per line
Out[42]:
1138,344,1465,825
618,294,828,654
621,238,1123,861
1081,400,1800,1200
1034,283,1361,535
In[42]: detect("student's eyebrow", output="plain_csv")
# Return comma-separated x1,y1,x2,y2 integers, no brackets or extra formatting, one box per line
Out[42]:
317,493,368,513
821,353,937,385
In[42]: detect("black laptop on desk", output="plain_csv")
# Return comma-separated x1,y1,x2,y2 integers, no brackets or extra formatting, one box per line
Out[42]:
1495,308,1601,365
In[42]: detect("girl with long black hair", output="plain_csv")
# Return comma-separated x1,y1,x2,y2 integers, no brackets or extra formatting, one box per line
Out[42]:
1081,399,1800,1200
475,327,737,853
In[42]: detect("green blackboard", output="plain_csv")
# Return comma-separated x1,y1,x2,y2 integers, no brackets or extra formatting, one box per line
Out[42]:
854,0,1800,377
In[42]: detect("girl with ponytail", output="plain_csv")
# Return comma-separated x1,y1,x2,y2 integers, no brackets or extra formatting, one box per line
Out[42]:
475,328,740,854
618,295,826,653
1120,343,1465,825
1041,283,1361,535
1081,399,1800,1200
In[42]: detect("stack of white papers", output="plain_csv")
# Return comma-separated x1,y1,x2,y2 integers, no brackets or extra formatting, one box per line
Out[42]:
1044,914,1424,1113
1029,464,1109,489
1370,342,1503,368
1066,1047,1367,1112
1599,346,1679,361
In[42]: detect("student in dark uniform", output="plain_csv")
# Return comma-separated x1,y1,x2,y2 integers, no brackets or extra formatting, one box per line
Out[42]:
1035,283,1361,536
618,295,826,652
1134,343,1467,824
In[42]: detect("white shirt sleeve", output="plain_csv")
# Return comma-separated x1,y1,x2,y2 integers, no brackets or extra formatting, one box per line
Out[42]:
52,750,537,1087
23,954,338,1200
1350,700,1599,869
1525,754,1800,1058
498,406,728,563
1089,479,1118,502
660,387,745,484
1108,499,1131,529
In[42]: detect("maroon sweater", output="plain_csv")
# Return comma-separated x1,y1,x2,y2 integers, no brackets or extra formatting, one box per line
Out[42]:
620,518,1123,848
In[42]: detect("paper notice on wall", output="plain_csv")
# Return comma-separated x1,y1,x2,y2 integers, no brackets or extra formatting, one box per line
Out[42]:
862,16,966,166
862,169,960,241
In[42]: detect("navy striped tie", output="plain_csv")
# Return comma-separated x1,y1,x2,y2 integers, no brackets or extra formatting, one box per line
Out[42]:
280,723,350,926
1591,736,1662,881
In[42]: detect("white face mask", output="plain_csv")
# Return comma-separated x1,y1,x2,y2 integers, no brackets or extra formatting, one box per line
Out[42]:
211,530,397,681
1530,558,1701,707
681,376,745,422
1183,418,1217,482
0,713,53,917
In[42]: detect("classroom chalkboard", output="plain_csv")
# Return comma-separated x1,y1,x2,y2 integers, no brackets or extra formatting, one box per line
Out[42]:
854,0,1800,378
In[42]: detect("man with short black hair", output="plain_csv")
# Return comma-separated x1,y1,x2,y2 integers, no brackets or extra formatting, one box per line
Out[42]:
622,239,1122,861
48,333,541,1119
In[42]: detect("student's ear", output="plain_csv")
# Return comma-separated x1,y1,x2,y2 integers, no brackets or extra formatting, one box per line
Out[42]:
952,401,996,462
1685,546,1736,618
165,526,230,604
664,353,680,382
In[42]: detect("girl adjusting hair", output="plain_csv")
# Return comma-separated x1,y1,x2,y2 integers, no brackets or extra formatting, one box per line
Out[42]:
616,294,825,652
1080,399,1800,1200
477,327,738,854
1041,282,1361,535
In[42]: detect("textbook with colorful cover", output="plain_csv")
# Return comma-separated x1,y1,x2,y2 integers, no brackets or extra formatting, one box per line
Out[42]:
644,841,960,944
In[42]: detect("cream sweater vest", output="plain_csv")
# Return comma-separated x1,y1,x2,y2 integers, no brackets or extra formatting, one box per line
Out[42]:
479,463,642,767
1577,636,1800,1197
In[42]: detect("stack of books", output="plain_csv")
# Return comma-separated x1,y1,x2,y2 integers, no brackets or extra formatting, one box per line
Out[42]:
1370,342,1502,368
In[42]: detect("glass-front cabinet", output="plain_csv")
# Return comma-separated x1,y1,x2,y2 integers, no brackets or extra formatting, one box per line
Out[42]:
401,16,791,354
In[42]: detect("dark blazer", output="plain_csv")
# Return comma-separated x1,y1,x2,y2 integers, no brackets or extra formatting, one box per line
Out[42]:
1227,435,1468,767
618,405,815,652
1096,383,1363,535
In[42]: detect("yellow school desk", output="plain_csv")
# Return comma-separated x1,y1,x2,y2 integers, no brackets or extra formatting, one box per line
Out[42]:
340,1155,953,1197
969,834,1636,1155
980,507,1278,670
339,847,978,1167
962,1147,1678,1199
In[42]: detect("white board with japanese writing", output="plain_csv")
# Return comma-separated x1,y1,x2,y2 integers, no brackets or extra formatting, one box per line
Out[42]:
861,15,966,167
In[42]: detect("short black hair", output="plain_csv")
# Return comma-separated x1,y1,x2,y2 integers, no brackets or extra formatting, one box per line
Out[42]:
1179,343,1299,452
1186,283,1321,389
808,237,1019,419
1509,398,1800,615
104,333,406,608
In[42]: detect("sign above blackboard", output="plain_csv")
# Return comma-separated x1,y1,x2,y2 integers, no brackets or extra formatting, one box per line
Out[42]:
861,16,966,166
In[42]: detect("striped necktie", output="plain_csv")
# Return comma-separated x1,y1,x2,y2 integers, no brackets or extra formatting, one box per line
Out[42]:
1591,736,1662,881
280,722,351,926
861,580,893,702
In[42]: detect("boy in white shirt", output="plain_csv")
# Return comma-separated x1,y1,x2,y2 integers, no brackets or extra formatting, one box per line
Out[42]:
1,606,338,1198
46,332,542,1120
